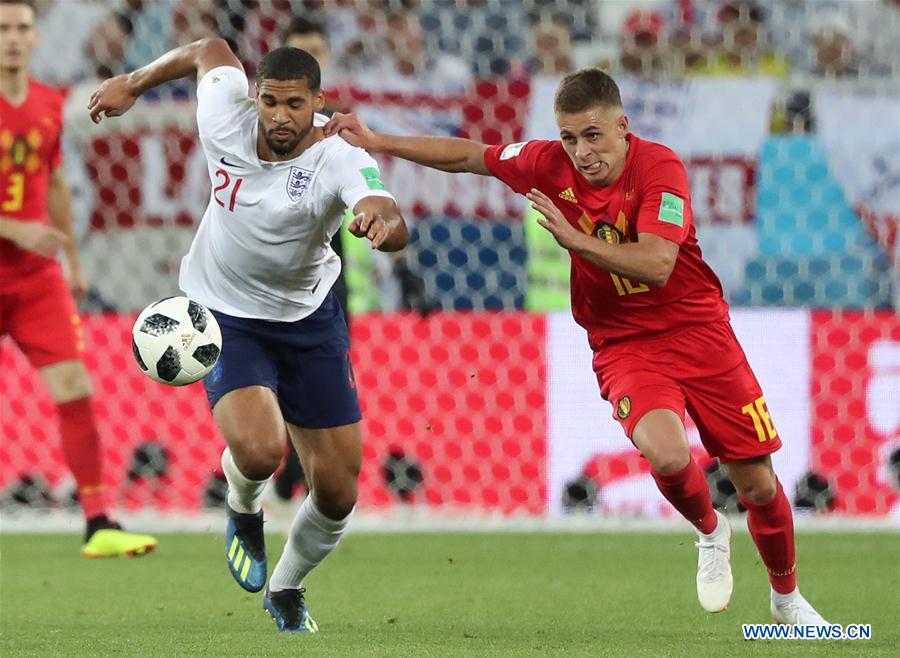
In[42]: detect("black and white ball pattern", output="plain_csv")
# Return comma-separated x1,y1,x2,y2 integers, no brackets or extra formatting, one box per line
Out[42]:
131,296,222,386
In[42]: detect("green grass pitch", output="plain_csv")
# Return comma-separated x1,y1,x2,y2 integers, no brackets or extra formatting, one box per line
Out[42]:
1,531,897,656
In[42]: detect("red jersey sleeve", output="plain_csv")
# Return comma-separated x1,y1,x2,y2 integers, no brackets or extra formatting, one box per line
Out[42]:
483,140,548,194
635,157,692,244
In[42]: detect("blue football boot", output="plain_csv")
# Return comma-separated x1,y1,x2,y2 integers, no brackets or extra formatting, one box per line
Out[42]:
225,502,267,592
263,588,319,633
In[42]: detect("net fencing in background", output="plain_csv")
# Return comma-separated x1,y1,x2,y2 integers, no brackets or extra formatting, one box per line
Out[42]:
2,0,898,526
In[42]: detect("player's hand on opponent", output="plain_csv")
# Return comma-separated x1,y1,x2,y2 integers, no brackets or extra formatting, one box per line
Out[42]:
348,212,391,249
8,221,69,257
527,188,585,251
88,74,139,124
324,113,377,150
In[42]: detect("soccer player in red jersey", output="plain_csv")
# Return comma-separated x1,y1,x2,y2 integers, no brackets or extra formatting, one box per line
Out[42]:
0,0,156,557
326,68,828,625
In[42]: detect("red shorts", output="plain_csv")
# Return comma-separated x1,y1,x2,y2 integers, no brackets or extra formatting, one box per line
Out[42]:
0,263,84,368
592,321,782,462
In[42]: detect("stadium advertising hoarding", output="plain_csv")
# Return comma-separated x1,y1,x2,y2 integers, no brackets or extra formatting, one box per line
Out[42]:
809,310,900,516
2,310,896,521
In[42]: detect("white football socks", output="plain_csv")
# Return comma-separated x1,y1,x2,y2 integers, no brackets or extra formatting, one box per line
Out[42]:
269,496,352,592
221,448,269,514
771,587,799,605
698,510,727,541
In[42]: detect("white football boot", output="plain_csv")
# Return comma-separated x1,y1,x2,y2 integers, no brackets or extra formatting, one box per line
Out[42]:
695,509,733,613
771,589,829,625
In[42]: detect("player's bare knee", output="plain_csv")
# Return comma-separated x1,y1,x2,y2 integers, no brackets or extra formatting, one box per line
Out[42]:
633,411,690,474
40,361,93,402
310,471,358,520
313,489,357,521
645,448,690,474
736,477,778,504
726,457,777,503
228,437,282,480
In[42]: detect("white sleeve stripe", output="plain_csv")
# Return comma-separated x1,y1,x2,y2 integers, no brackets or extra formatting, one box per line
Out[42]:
344,190,396,214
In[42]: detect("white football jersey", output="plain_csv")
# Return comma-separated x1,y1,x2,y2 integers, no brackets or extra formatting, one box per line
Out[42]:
179,66,395,321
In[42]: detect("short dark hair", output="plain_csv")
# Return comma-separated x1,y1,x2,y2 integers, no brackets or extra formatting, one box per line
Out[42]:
0,0,36,9
256,46,321,90
282,16,327,43
554,69,623,114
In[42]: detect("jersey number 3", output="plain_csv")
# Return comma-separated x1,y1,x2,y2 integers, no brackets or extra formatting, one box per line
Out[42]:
213,169,243,212
1,173,25,212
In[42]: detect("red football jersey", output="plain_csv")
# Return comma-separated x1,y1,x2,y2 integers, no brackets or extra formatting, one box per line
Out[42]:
0,80,65,277
484,134,729,345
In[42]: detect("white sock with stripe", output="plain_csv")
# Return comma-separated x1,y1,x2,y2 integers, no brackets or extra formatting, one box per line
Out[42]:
221,448,269,514
269,496,352,591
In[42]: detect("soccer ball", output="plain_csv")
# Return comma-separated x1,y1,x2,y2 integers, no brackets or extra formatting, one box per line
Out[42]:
131,296,222,386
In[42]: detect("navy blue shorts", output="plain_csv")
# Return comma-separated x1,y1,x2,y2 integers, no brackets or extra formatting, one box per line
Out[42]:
203,292,361,429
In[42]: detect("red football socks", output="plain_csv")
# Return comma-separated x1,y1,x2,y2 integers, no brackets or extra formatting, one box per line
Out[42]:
741,480,797,594
57,397,107,520
651,458,719,535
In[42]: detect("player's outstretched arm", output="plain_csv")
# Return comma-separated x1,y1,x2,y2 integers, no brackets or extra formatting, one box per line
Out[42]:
349,196,409,252
324,113,490,176
88,38,241,124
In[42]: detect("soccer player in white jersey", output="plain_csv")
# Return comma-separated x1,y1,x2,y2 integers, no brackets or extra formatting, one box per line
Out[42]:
88,38,409,633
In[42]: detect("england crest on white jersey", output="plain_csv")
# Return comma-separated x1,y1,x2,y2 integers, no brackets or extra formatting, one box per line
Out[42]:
287,166,314,202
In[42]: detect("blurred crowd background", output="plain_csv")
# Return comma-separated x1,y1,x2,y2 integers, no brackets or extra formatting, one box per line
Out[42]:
31,0,900,86
24,0,898,316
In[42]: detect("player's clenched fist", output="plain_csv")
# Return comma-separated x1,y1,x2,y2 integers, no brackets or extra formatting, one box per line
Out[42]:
88,74,139,124
348,212,392,249
324,113,377,150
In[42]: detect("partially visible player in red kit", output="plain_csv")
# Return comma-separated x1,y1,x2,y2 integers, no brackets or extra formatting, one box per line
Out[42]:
0,0,156,557
326,68,829,625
